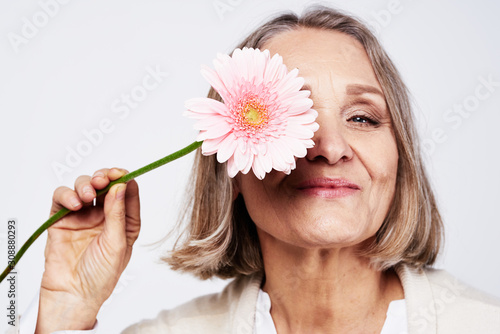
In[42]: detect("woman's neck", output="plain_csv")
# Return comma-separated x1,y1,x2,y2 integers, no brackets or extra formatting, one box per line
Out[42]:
259,232,404,334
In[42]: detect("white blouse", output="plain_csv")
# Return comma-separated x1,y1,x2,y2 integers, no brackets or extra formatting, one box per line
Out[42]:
253,289,408,334
18,288,408,333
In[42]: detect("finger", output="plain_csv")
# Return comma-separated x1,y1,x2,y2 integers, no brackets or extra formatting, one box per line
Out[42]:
90,167,128,189
102,183,128,252
124,180,141,246
90,168,110,190
108,167,129,181
74,175,95,204
90,167,128,190
94,168,130,207
91,168,111,207
51,186,83,215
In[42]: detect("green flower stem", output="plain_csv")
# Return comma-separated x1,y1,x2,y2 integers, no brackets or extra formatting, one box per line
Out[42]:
0,140,202,284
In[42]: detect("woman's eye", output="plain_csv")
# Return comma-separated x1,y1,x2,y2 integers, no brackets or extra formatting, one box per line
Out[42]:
349,115,379,126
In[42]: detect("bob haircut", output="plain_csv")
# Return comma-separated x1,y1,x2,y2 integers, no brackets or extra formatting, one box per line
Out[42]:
164,5,444,279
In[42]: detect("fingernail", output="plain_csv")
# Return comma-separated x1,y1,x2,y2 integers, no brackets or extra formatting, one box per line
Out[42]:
83,186,94,195
92,171,105,179
116,184,126,200
71,197,81,208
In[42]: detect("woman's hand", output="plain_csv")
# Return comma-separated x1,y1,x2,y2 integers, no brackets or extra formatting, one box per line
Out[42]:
35,168,141,333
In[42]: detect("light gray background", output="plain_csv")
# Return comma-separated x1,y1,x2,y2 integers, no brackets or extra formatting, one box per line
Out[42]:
1,0,499,332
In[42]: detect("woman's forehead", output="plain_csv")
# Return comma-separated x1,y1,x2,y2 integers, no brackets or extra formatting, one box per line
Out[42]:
261,27,381,89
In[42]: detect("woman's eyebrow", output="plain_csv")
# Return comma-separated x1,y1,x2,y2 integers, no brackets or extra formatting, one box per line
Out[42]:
301,83,384,99
346,84,384,98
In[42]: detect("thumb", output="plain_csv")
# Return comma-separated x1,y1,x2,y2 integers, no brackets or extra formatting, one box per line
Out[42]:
102,183,128,249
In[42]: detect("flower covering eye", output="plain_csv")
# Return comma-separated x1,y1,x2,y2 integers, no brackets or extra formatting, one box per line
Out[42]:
185,47,319,180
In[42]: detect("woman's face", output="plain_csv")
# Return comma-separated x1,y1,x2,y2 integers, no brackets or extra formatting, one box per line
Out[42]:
235,28,399,249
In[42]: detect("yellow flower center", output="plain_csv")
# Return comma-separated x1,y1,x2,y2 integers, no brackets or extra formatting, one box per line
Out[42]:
244,106,262,125
234,96,270,133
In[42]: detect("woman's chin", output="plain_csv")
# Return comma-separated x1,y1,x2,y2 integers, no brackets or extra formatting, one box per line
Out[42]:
283,221,373,250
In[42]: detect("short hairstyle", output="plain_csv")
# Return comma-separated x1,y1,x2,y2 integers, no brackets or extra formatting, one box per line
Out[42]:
163,5,444,279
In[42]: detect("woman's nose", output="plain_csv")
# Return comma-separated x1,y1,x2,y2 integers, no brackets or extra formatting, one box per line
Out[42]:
306,112,354,164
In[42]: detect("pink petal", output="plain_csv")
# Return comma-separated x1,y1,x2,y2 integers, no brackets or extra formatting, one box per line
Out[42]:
287,110,318,124
282,137,308,158
217,133,238,163
195,131,206,142
283,164,293,174
202,121,233,140
185,97,229,117
227,156,239,178
273,70,303,96
200,66,227,99
266,144,288,171
237,137,248,154
234,145,252,171
214,57,236,95
286,123,315,139
273,140,295,164
308,121,320,133
285,98,314,116
201,136,227,155
264,53,286,84
251,158,266,180
275,91,311,109
242,156,253,174
302,138,315,149
194,117,230,131
252,50,267,86
260,152,273,173
232,48,249,84
257,142,267,155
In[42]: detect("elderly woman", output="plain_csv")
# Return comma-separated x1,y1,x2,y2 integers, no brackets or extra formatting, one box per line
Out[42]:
31,6,499,334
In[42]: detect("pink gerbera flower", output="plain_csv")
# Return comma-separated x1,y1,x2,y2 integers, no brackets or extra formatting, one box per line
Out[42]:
185,47,319,180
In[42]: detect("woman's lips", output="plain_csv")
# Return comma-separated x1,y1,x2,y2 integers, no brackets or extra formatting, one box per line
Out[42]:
296,178,361,198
